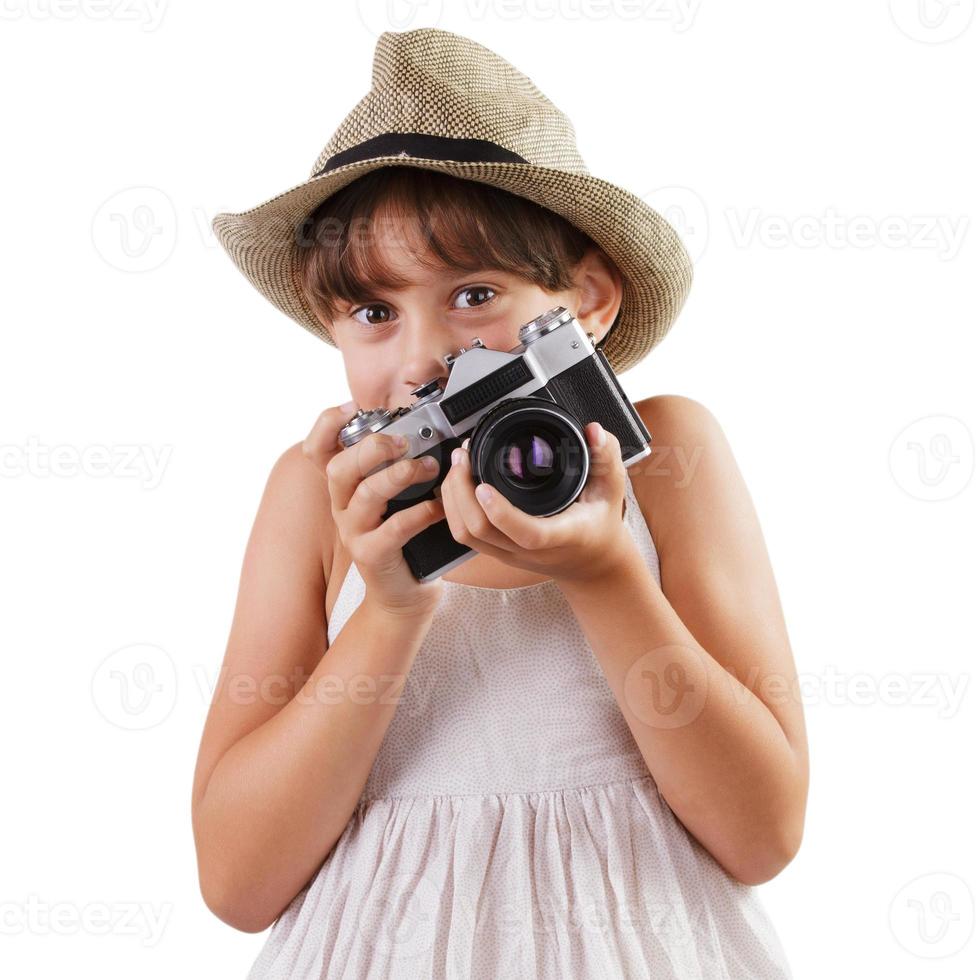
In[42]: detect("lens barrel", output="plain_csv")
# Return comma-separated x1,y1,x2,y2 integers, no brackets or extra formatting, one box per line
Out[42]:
469,398,589,516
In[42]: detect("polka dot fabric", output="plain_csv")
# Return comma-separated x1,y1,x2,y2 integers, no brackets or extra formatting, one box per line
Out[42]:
246,478,793,979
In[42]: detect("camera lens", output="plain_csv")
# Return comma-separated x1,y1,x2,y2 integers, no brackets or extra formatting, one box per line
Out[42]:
469,399,589,516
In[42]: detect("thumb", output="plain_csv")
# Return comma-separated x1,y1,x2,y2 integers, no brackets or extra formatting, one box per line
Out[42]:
583,422,626,501
302,399,359,472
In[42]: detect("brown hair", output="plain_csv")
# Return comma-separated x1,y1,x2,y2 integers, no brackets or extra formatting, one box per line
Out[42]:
292,167,620,332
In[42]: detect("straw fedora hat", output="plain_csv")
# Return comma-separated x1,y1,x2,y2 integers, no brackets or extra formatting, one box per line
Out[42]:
211,27,692,373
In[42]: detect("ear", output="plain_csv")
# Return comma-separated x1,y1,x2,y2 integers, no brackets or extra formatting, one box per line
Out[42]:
569,247,623,344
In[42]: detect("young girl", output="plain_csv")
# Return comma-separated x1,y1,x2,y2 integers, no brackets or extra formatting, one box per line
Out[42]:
194,28,808,979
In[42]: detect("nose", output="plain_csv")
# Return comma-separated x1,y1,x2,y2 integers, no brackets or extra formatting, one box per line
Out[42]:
400,319,454,397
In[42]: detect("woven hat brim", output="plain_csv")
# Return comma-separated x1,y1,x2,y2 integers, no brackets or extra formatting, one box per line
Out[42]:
211,157,692,373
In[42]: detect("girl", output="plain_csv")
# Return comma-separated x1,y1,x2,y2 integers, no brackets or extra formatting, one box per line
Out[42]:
193,28,808,979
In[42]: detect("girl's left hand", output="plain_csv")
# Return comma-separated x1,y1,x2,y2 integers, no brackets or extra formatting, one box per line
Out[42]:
439,421,637,585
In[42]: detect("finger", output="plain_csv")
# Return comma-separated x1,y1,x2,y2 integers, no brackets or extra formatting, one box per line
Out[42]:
439,473,516,563
443,447,518,552
472,482,565,551
326,431,412,511
347,454,441,532
370,495,449,551
582,422,626,502
302,400,358,472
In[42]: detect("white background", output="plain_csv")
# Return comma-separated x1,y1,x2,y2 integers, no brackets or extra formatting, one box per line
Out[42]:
1,1,978,977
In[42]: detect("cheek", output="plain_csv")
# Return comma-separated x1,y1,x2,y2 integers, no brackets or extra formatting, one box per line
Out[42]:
341,353,392,407
480,319,526,351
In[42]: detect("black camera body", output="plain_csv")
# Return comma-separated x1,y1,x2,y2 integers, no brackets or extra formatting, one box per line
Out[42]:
338,307,651,581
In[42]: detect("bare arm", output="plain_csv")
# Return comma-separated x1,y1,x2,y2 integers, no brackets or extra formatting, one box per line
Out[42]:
190,431,442,933
558,395,809,885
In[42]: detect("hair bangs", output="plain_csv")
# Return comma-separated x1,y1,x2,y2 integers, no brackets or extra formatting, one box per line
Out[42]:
293,167,596,328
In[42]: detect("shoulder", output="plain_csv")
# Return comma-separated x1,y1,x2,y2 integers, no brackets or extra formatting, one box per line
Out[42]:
633,392,720,442
260,441,337,583
627,394,727,556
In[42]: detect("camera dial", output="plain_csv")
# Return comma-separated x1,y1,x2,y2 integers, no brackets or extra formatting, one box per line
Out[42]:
517,306,572,346
338,407,392,448
409,378,443,405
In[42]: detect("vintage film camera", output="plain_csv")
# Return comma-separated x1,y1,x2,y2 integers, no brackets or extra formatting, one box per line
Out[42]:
338,307,651,581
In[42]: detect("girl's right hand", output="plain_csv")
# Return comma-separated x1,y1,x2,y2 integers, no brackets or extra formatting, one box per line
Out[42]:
302,403,446,617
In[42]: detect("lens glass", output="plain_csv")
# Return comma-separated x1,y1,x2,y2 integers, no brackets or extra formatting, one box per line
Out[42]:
501,433,556,488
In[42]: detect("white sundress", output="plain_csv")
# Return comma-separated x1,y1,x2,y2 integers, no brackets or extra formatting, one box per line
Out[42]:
245,477,794,979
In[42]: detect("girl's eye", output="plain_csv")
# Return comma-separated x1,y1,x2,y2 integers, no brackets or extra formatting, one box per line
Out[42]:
452,286,496,310
351,304,393,327
350,286,496,327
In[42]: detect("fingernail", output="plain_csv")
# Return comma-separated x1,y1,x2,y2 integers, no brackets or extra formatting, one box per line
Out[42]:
340,399,357,413
451,448,463,466
392,434,408,450
475,484,493,505
422,454,439,470
462,437,471,450
593,423,607,447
